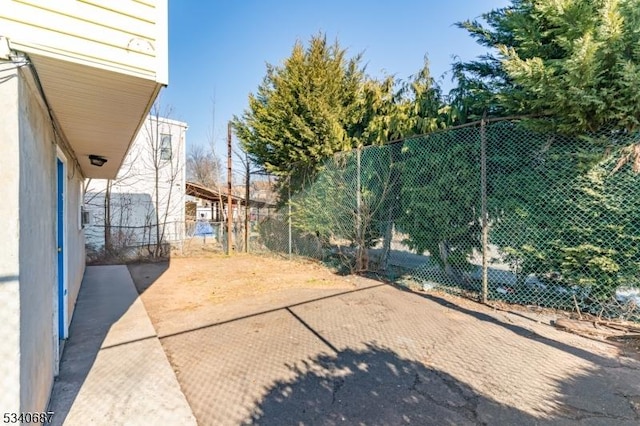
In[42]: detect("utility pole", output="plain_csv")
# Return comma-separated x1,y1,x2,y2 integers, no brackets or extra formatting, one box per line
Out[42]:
244,151,250,253
227,122,233,255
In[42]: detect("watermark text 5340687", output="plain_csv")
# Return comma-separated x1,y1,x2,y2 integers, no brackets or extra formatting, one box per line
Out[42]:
3,412,54,424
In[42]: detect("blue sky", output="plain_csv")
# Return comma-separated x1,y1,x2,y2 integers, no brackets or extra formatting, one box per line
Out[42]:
162,0,510,157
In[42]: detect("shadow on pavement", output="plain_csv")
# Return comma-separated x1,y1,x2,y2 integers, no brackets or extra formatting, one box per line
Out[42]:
249,343,640,425
127,261,170,294
249,343,533,425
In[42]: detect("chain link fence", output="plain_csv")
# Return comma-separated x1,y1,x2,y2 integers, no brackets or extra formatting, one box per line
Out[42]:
85,220,185,263
260,120,640,321
87,219,250,262
186,218,253,253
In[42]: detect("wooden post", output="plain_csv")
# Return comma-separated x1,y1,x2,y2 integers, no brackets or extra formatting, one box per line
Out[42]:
227,122,233,255
244,152,250,253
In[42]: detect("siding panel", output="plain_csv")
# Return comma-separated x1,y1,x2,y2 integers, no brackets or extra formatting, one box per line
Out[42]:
79,0,155,22
0,0,163,80
18,0,155,32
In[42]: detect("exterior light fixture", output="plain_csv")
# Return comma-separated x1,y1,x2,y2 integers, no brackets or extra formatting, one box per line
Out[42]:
88,155,107,167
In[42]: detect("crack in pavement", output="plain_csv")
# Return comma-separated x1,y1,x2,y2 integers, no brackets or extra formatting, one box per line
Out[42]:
555,402,634,422
331,378,345,405
621,394,640,419
407,370,484,424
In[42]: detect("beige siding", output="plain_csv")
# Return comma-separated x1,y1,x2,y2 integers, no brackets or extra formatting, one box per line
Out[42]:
0,0,167,83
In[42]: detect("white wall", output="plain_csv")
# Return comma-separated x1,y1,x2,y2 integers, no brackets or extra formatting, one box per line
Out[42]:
0,65,86,414
0,64,22,416
17,62,57,414
64,167,86,322
85,115,187,252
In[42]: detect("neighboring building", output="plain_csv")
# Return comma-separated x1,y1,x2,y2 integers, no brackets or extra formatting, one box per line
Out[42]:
185,181,277,224
186,181,241,223
84,115,188,257
0,0,167,415
250,179,279,211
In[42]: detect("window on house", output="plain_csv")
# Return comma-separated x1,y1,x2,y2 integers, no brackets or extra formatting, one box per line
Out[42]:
160,134,172,160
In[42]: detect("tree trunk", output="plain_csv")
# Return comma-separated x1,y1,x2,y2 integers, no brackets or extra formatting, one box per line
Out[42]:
154,163,161,258
439,241,453,277
439,240,467,286
104,180,112,253
380,221,393,271
380,145,402,271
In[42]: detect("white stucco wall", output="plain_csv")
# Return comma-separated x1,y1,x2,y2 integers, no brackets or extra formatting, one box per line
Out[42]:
17,62,57,414
0,65,86,414
85,116,187,253
0,65,21,415
65,174,86,319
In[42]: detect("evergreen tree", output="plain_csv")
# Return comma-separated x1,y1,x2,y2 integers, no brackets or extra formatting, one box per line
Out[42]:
396,127,482,283
233,34,369,194
455,0,640,132
449,1,640,305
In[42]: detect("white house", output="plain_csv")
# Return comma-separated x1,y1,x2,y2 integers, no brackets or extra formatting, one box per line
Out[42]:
0,0,167,415
85,115,187,258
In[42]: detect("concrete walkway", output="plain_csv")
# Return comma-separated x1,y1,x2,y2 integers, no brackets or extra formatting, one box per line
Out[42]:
48,265,196,426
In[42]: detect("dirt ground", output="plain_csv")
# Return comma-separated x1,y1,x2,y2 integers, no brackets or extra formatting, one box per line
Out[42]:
128,252,640,425
128,251,374,337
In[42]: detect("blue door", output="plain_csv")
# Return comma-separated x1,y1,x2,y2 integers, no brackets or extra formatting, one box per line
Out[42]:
57,159,65,339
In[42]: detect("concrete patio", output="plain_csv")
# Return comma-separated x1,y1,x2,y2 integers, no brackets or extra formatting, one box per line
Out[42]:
48,261,640,425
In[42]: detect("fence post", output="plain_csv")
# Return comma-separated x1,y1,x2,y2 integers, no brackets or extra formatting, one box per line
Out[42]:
227,121,233,255
480,116,489,304
356,146,362,269
288,177,292,259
